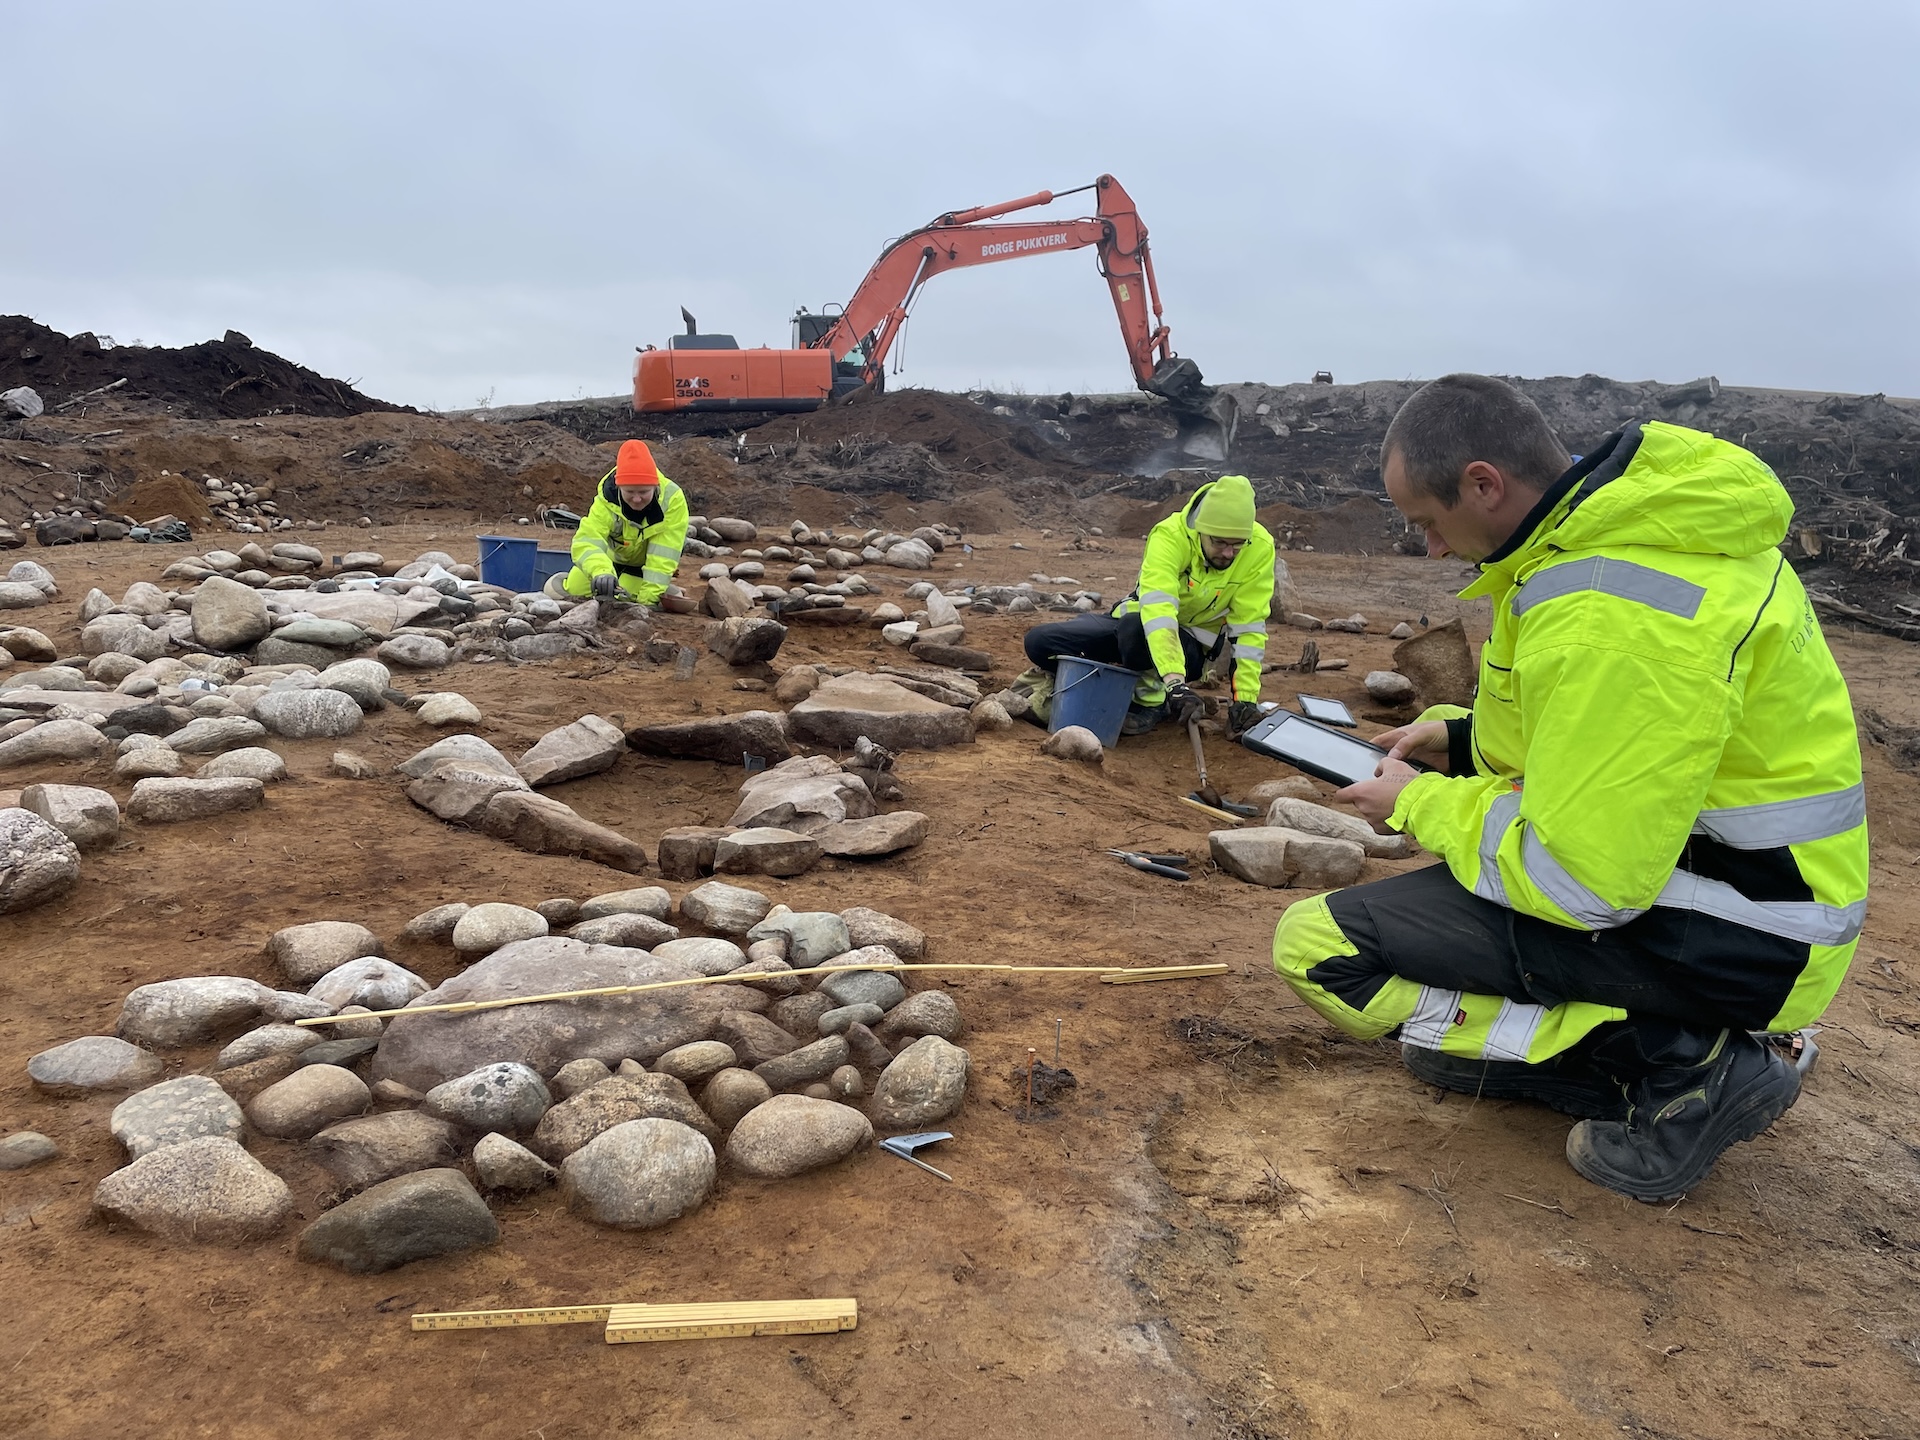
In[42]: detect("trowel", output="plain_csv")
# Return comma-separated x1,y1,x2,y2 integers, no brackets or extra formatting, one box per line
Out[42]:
1188,719,1259,817
879,1131,954,1182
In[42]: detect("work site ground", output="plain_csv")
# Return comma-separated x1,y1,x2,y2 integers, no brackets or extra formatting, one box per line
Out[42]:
3,523,1918,1440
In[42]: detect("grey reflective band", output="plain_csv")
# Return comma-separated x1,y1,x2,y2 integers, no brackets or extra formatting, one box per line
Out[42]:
1655,871,1866,947
1510,556,1706,621
1141,589,1177,607
1232,644,1263,661
1400,986,1464,1051
1471,789,1522,907
642,570,672,584
1226,622,1267,637
1483,998,1549,1062
1521,829,1644,929
1693,783,1866,849
579,536,613,556
646,543,680,561
1186,626,1220,646
1143,615,1178,636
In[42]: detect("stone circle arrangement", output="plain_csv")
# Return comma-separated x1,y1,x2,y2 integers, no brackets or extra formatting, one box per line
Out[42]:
15,882,966,1272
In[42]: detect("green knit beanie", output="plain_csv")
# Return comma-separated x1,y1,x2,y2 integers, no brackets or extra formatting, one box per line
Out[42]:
1192,474,1255,540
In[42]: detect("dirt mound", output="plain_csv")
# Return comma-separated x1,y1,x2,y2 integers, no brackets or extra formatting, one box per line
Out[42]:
0,315,408,420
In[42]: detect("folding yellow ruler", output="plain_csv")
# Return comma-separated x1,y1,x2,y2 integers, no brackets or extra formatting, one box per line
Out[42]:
412,1298,858,1344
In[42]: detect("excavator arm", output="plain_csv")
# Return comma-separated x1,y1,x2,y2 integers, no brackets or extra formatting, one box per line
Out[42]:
813,175,1221,419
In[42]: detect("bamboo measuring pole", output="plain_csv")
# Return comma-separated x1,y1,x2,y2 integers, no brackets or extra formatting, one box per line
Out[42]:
294,960,1230,1027
1179,794,1246,826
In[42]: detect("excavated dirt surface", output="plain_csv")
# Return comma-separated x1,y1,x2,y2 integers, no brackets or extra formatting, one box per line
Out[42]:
2,524,1919,1440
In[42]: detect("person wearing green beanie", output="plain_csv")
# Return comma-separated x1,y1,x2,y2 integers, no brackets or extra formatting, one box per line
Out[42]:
1015,474,1276,735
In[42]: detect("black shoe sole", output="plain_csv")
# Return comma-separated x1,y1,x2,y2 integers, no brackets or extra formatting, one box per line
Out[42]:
1563,1056,1801,1203
1401,1044,1628,1122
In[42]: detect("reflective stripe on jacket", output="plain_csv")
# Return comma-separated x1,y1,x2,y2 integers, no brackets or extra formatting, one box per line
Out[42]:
1113,483,1275,702
570,471,690,604
1388,421,1868,1033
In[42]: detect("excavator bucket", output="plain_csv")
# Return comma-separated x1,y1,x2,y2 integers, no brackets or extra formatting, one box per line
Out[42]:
1146,358,1240,463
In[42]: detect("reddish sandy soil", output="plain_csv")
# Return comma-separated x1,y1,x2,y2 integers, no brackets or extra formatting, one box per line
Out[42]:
2,525,1917,1440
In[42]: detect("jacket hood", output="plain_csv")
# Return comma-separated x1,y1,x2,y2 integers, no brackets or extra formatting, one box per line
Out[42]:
1469,422,1793,593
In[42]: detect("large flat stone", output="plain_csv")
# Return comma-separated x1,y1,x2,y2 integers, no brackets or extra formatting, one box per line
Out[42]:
815,811,929,857
280,590,444,632
369,937,770,1091
713,827,821,878
516,714,625,787
127,776,265,823
1208,826,1366,889
625,710,794,764
478,790,650,872
788,674,974,751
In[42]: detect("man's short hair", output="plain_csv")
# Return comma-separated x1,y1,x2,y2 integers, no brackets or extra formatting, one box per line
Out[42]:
1380,374,1571,506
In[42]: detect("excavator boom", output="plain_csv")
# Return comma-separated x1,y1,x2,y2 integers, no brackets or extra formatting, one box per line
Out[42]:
816,175,1176,394
633,174,1234,457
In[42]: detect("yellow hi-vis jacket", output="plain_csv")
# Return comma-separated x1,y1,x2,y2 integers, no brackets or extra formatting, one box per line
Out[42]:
1389,421,1868,1034
1114,483,1275,702
568,470,690,604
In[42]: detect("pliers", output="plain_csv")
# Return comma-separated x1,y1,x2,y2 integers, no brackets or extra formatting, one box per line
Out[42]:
1106,849,1191,881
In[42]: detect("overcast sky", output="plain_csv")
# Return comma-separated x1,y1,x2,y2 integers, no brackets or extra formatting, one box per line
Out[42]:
7,2,1917,410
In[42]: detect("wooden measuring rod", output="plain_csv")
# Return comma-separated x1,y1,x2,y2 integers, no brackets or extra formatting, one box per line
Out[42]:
297,961,1229,1027
412,1298,859,1343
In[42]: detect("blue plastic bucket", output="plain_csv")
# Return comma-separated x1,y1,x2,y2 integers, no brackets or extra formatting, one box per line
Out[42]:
1049,656,1140,749
532,548,572,589
477,535,536,591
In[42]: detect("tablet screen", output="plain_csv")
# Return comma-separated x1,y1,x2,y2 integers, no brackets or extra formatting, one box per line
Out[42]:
1238,711,1406,788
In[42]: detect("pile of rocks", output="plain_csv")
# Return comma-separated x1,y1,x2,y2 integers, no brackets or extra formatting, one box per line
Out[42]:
648,752,931,882
18,887,968,1271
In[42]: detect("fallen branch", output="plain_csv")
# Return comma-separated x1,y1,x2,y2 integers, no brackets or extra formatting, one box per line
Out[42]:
295,958,1230,1026
1808,590,1920,641
52,378,127,412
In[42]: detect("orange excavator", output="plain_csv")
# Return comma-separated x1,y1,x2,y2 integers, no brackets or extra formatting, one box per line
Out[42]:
631,174,1236,458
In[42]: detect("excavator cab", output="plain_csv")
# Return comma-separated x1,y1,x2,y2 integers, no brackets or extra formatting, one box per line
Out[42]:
793,306,871,400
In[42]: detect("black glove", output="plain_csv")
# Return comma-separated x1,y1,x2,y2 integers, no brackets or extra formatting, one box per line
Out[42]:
1227,700,1263,736
1164,680,1206,727
591,572,619,600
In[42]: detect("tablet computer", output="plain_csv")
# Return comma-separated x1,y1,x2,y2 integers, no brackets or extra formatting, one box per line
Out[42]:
1296,694,1356,727
1237,710,1426,788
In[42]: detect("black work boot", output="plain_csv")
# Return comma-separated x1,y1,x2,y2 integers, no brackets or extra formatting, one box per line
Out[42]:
1401,1044,1628,1120
1565,1028,1800,1202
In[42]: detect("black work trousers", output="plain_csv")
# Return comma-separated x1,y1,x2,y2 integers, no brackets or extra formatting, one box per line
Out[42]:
1290,864,1757,1074
1022,611,1211,680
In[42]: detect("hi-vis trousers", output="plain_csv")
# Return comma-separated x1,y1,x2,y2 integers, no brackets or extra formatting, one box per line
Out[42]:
1273,864,1758,1064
